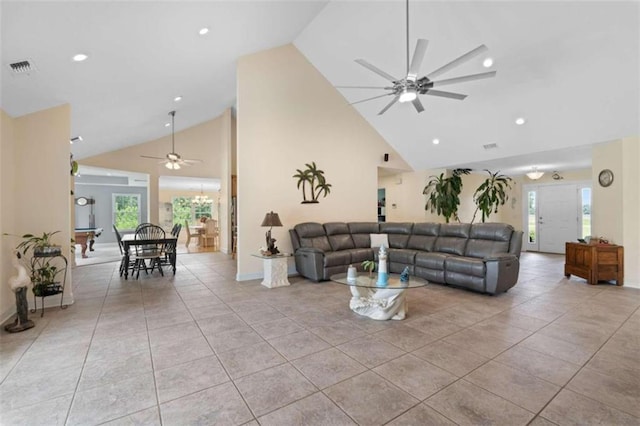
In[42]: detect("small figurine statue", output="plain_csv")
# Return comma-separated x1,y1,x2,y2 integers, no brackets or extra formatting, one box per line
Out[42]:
265,231,279,255
5,251,35,333
376,244,388,287
400,266,410,284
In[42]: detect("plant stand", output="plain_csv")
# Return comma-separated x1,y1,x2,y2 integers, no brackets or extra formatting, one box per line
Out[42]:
4,287,35,333
30,253,68,317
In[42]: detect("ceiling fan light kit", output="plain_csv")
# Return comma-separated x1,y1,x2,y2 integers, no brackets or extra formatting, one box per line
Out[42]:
340,0,496,115
141,110,203,170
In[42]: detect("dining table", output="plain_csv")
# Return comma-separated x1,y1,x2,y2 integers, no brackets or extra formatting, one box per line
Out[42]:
121,233,178,280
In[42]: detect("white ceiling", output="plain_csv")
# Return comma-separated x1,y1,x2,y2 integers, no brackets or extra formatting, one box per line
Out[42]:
2,1,638,175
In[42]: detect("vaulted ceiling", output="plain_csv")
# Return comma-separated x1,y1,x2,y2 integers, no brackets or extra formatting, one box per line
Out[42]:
2,1,638,175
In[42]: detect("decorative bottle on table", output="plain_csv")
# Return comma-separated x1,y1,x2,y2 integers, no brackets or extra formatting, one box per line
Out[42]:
376,245,389,287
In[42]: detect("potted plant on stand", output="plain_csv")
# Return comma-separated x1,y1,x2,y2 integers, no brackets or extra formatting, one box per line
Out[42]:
5,230,68,316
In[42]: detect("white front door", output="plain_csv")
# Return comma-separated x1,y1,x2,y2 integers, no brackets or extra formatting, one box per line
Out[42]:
523,183,589,254
536,184,579,254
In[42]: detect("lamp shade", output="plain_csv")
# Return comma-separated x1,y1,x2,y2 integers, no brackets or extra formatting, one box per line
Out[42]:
261,211,283,227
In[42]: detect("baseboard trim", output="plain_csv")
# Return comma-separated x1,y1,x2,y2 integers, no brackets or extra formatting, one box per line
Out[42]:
236,266,298,282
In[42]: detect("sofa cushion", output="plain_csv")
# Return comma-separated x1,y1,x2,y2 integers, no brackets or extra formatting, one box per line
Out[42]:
465,223,513,258
445,256,486,278
295,223,331,252
380,222,413,249
370,233,389,248
348,222,379,248
348,248,374,263
434,223,471,256
407,223,440,251
323,251,351,267
324,223,355,251
328,234,356,251
389,249,417,265
415,252,449,269
324,222,350,236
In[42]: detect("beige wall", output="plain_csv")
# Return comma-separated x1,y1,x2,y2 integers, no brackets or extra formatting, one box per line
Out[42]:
236,44,410,279
1,109,17,320
593,138,639,287
1,105,72,321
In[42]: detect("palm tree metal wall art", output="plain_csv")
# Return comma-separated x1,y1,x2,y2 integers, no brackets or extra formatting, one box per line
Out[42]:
293,162,332,204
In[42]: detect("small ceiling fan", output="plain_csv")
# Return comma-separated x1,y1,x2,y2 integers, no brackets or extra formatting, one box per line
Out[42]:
141,110,202,170
338,0,497,115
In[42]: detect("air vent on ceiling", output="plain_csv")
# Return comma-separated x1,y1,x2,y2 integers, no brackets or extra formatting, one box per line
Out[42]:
8,59,37,75
483,143,498,150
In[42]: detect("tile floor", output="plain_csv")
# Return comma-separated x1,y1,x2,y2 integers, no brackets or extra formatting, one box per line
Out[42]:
0,252,638,425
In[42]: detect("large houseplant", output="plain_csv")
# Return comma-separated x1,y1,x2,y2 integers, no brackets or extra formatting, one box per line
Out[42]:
423,168,471,223
471,170,514,223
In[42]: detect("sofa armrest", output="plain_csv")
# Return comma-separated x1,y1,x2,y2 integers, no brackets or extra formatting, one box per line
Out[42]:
294,248,325,281
483,254,520,294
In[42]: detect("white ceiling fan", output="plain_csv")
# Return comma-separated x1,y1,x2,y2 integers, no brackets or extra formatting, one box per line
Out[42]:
141,110,202,170
338,0,497,115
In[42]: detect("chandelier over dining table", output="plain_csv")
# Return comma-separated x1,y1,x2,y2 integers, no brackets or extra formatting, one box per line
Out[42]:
192,186,213,206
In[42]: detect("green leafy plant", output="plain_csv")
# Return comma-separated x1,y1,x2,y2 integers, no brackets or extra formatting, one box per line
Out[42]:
361,260,376,277
8,231,61,256
4,231,64,296
472,170,514,223
423,168,471,223
293,162,332,204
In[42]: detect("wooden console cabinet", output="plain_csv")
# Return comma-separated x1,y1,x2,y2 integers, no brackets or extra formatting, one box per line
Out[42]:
565,242,624,286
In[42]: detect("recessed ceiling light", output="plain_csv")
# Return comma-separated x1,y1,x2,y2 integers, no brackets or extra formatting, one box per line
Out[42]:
198,27,209,35
174,96,182,102
432,138,440,145
483,57,493,68
165,122,171,127
515,117,526,125
72,53,88,62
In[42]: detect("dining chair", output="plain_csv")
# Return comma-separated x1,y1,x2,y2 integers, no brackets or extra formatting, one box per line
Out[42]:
132,224,165,279
113,225,135,277
201,219,219,250
184,220,197,247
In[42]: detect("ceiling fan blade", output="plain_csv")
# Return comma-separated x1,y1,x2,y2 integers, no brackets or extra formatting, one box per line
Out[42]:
181,159,203,164
424,89,467,100
355,59,399,82
407,39,429,81
412,97,425,113
336,85,390,89
140,155,165,160
378,95,400,115
431,71,497,87
426,44,489,80
350,92,394,106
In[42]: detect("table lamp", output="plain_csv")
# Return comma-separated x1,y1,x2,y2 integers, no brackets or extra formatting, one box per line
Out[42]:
261,211,282,255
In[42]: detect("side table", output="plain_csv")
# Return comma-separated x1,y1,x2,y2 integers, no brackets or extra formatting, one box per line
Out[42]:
252,254,292,288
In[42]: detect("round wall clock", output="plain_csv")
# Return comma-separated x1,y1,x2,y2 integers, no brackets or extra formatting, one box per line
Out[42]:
598,169,614,187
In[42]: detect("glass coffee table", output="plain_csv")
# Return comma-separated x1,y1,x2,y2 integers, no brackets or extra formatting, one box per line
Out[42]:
330,273,427,321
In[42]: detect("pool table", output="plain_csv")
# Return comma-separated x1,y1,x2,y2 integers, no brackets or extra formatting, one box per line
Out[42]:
74,228,103,258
